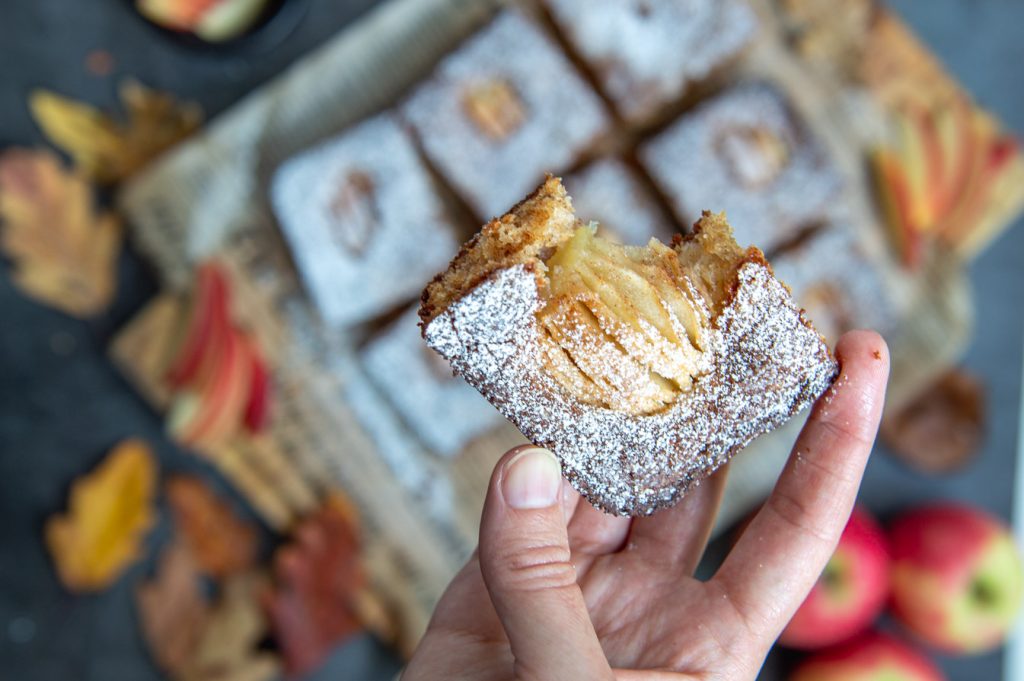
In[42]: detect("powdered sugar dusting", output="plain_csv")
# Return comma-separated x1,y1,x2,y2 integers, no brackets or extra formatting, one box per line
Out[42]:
424,261,837,516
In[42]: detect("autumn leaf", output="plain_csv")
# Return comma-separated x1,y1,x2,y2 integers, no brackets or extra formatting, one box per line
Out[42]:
0,148,121,317
30,79,202,185
45,439,158,591
166,475,259,579
265,495,365,678
136,543,279,681
183,573,279,681
137,542,209,673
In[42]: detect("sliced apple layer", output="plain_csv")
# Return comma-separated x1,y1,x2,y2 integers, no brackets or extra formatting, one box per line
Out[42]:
537,220,743,415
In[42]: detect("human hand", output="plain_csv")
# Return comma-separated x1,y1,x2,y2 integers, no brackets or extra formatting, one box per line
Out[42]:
403,330,890,681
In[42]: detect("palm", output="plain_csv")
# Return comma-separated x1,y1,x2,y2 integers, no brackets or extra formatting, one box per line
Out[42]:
405,331,889,681
585,556,749,677
411,473,758,680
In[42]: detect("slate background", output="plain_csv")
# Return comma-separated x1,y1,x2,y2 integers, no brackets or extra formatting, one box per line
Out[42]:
0,1,1021,679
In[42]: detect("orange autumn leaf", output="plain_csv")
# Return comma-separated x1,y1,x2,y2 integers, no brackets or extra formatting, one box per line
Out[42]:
166,475,259,578
45,439,158,591
136,542,210,674
0,148,121,317
265,495,365,678
29,79,202,185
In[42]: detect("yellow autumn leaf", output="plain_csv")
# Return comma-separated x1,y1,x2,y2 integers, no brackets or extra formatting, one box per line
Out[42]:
0,148,122,317
30,79,202,184
45,439,158,592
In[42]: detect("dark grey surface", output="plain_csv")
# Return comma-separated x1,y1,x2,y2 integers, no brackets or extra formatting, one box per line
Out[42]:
0,1,1022,680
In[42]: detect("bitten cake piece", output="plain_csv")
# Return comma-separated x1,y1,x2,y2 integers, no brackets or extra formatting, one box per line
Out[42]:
544,0,758,123
420,177,837,515
564,158,675,245
271,112,457,327
640,84,843,254
401,10,611,220
362,307,505,457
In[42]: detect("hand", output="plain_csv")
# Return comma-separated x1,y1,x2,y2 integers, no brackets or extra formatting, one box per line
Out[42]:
404,331,889,681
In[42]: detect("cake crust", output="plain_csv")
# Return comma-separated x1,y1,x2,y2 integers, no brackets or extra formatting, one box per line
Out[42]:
420,178,837,516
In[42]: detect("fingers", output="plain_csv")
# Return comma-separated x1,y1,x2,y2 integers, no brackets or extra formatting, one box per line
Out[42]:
713,331,889,641
625,463,730,575
567,498,631,567
479,446,614,681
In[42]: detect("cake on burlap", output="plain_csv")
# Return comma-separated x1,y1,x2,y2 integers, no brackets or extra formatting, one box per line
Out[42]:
362,307,505,457
271,112,457,327
401,10,611,221
543,0,759,123
420,177,837,515
771,219,898,344
640,83,843,254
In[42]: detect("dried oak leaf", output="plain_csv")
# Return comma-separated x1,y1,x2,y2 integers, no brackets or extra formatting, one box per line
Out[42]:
0,148,121,317
136,542,210,673
181,573,279,681
265,495,365,679
167,475,259,579
136,544,279,681
46,439,158,591
29,79,202,185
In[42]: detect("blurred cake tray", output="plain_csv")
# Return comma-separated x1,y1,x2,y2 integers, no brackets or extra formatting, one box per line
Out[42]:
115,0,993,652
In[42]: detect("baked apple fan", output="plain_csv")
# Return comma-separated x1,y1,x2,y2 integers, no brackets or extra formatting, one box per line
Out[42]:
420,177,837,516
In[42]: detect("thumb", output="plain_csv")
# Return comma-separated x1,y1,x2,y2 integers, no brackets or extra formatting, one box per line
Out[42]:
478,446,613,681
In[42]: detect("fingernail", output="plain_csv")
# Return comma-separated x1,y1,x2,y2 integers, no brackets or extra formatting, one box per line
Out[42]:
503,448,561,510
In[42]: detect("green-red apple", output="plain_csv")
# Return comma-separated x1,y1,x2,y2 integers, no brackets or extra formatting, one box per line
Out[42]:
889,503,1024,654
136,0,267,42
790,631,944,681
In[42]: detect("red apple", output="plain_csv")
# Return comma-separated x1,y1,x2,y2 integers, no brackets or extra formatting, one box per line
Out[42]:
871,148,926,269
168,325,258,447
932,98,975,220
137,0,221,31
779,507,891,649
873,96,1021,265
790,631,945,681
242,344,271,434
165,261,229,387
889,504,1024,654
136,0,267,42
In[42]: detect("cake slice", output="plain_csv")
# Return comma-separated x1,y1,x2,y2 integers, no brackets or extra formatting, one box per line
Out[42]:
361,307,505,457
542,0,758,124
401,10,611,221
271,112,457,327
640,84,843,255
420,177,837,515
